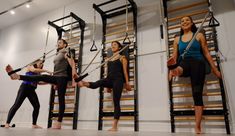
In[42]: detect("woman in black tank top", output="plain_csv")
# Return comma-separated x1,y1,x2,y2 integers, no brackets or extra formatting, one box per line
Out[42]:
80,41,131,131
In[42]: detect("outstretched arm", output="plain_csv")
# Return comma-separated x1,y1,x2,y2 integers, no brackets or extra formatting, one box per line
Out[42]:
27,65,52,75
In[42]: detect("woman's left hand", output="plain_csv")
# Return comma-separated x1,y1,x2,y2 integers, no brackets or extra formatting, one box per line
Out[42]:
212,69,222,79
125,83,132,91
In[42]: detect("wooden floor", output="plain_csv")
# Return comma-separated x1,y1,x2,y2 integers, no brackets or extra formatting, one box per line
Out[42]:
0,128,233,136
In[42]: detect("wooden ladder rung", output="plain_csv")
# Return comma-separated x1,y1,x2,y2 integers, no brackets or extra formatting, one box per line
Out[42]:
168,1,208,13
53,99,74,105
51,117,73,121
105,28,134,37
68,41,79,46
172,80,219,87
65,36,80,41
103,97,135,102
175,116,224,121
102,116,134,121
52,109,74,113
168,10,208,22
173,104,223,109
173,92,221,98
107,19,133,28
103,107,135,112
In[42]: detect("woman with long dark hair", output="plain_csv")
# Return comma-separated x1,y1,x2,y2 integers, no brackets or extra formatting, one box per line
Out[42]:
167,16,221,134
4,59,52,128
79,41,132,131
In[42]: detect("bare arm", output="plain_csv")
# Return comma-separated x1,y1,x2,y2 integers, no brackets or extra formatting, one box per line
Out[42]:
27,65,52,74
167,36,179,65
121,56,129,83
65,53,78,78
198,33,221,78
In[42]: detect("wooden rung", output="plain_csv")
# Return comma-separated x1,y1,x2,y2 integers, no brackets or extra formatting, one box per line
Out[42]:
107,19,133,28
172,80,219,87
52,109,74,113
173,104,223,109
168,1,208,13
102,116,134,121
53,99,74,105
105,28,134,37
168,10,208,22
55,92,75,97
65,36,80,41
103,107,134,112
175,116,224,121
103,97,135,102
173,92,221,98
68,41,79,46
51,117,73,121
105,35,135,44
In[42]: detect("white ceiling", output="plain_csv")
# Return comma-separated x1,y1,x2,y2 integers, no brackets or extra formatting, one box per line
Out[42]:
0,0,78,30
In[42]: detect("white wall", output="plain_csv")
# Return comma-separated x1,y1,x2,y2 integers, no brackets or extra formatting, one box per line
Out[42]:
212,0,235,132
0,0,234,134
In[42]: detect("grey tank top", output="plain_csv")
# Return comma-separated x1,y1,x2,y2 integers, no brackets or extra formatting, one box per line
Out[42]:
53,50,69,77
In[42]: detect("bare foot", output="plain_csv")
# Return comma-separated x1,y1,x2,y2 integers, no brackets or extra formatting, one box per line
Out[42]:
51,122,61,129
195,126,202,134
4,124,10,128
5,65,20,80
32,125,43,129
108,127,118,131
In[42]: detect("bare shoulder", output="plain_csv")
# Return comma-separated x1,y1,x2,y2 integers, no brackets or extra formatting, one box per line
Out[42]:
174,36,180,44
120,55,127,62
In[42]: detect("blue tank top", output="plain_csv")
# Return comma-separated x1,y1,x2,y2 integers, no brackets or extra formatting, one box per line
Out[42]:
22,72,38,88
178,33,203,60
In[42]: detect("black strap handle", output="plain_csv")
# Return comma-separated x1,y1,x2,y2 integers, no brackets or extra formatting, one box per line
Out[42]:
123,33,131,45
74,73,89,82
90,40,98,52
209,12,220,27
8,68,22,76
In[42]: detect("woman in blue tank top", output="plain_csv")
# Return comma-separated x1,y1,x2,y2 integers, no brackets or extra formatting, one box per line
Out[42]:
4,59,52,128
167,16,221,134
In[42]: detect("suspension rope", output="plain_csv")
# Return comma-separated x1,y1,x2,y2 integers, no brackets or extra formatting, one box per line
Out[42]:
90,9,98,52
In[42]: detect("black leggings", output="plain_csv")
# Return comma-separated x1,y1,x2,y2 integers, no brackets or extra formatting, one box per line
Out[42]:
7,84,40,125
179,59,206,106
89,78,124,119
19,75,68,122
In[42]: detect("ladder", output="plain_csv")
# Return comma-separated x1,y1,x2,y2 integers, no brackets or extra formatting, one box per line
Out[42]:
47,12,85,129
93,0,139,131
162,0,230,134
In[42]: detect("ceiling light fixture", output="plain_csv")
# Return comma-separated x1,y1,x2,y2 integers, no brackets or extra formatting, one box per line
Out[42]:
0,0,33,16
26,4,30,8
10,10,15,15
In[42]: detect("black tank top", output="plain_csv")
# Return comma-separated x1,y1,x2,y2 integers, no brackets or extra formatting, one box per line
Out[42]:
107,59,125,82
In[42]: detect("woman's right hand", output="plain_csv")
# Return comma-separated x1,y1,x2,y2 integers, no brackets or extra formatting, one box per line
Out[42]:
167,57,176,66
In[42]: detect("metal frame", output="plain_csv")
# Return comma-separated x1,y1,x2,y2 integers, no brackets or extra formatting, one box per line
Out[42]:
163,0,230,134
47,12,85,129
93,0,139,131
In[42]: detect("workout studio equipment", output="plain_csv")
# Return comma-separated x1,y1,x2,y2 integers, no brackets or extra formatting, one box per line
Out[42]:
47,12,85,129
162,0,230,134
93,0,139,131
